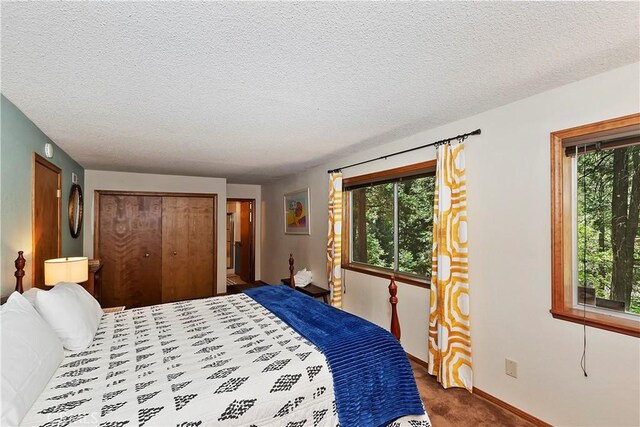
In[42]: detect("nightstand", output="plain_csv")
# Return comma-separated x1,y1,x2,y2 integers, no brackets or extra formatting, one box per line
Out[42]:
81,259,103,303
103,306,125,314
281,278,330,303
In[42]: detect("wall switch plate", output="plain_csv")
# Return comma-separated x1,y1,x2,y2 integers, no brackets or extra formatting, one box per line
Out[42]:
72,172,78,184
505,358,518,378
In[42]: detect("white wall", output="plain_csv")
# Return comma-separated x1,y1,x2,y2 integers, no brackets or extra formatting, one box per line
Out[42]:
261,62,640,426
262,166,329,285
83,170,227,295
227,183,262,281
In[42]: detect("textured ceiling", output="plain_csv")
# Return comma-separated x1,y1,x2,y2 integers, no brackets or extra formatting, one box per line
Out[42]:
1,2,638,183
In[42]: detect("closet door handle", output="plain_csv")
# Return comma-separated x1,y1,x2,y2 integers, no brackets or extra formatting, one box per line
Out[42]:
173,251,177,256
144,253,150,258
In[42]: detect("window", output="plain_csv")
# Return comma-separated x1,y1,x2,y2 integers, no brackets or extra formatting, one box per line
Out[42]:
343,161,436,287
551,114,640,337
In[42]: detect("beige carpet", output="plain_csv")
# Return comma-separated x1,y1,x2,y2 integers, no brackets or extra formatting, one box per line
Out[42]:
411,361,536,427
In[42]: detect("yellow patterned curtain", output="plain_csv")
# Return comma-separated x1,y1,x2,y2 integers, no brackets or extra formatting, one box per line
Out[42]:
427,142,473,391
327,172,343,308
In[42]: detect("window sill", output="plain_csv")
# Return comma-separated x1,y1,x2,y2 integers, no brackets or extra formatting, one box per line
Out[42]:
550,308,640,338
343,263,430,289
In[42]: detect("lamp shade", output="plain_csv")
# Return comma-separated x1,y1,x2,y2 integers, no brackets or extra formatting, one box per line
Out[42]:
44,257,88,286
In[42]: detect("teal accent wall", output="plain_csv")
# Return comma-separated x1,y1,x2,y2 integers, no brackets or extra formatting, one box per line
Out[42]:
1,95,85,296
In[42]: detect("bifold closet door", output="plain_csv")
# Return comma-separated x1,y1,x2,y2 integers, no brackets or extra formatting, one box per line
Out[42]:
162,196,215,302
98,195,162,308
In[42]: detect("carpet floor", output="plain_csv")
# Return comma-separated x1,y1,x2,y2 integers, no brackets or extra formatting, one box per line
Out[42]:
410,361,536,427
226,281,266,295
226,274,247,286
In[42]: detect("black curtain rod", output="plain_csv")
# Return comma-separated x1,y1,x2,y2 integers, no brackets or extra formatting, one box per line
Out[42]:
327,128,481,174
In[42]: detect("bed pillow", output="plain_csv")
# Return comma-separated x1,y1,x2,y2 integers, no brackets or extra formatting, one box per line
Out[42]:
21,287,42,307
35,283,103,351
1,292,64,427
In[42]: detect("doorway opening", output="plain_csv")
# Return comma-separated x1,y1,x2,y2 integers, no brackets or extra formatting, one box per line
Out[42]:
226,199,255,286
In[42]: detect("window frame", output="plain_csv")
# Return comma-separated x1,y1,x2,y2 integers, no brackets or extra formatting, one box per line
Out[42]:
342,160,436,289
550,113,640,338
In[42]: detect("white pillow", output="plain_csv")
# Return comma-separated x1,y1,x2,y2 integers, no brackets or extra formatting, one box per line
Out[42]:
35,283,103,351
1,292,64,427
21,287,42,307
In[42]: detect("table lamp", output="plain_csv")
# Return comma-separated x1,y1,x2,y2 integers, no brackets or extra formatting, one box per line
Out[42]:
44,257,88,286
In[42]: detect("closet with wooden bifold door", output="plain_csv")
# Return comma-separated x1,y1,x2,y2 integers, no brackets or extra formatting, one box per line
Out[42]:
96,191,216,309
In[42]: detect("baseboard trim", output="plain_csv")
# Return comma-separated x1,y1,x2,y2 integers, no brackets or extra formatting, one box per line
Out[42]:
406,352,429,369
472,388,551,427
405,352,550,427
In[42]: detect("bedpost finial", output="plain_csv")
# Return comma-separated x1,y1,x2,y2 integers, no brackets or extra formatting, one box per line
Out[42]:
288,254,296,289
14,251,26,294
388,277,400,341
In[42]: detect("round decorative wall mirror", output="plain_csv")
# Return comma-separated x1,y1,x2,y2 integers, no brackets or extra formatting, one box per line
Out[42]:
68,183,83,238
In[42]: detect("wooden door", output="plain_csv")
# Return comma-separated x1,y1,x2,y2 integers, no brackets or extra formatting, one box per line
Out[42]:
98,194,162,308
33,155,61,288
162,196,215,302
239,200,254,283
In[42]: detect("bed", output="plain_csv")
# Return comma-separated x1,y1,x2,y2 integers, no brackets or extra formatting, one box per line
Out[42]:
2,252,431,427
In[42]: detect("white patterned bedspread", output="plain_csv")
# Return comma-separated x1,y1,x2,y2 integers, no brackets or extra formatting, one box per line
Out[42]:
22,294,336,427
21,294,430,427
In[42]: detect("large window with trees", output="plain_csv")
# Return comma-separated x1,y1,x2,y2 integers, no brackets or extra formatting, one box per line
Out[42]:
576,145,640,315
343,161,435,287
551,114,640,337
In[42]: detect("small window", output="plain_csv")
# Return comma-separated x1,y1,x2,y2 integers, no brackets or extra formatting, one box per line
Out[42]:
551,114,640,337
343,161,435,287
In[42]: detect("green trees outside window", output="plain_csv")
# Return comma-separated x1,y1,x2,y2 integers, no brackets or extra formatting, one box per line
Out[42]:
350,175,435,278
398,177,435,276
576,144,640,315
352,183,394,269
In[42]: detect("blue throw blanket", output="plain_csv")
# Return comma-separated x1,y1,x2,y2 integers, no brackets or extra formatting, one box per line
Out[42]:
245,285,424,427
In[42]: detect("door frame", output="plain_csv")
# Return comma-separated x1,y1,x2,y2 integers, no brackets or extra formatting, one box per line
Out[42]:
94,190,218,297
227,198,256,283
32,153,61,288
226,212,234,270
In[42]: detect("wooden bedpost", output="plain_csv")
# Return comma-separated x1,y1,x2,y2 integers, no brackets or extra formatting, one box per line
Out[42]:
389,277,400,340
15,251,25,293
288,254,296,288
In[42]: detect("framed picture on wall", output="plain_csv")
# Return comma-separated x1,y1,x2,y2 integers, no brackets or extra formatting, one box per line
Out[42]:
284,188,310,235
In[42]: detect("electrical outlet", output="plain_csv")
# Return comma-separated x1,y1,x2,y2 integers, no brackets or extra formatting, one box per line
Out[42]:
505,358,518,378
